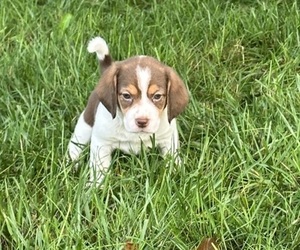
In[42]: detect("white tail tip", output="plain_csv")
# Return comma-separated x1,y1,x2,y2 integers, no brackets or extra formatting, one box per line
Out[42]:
87,37,109,60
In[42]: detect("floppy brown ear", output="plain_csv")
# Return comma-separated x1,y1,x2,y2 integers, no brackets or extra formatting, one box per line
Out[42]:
95,63,119,118
166,67,189,122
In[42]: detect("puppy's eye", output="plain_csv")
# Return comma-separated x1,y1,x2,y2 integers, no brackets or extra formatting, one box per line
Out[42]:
153,93,162,101
122,93,132,100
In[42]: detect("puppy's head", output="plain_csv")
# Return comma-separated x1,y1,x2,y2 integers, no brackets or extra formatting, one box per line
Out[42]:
96,56,188,133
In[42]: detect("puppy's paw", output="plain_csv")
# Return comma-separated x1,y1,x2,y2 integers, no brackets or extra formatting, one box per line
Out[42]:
68,141,84,162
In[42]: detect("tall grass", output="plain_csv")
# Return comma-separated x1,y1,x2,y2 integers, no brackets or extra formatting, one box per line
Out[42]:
1,0,300,249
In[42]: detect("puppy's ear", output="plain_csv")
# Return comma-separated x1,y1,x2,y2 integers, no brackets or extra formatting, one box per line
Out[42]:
95,64,119,118
166,67,189,122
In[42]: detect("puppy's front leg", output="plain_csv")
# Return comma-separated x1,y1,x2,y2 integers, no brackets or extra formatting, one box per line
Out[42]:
68,111,92,162
89,140,112,186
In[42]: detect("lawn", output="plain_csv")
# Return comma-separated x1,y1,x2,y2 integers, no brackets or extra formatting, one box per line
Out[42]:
1,0,300,249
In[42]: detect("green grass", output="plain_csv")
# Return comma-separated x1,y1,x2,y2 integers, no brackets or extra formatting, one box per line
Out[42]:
1,0,300,249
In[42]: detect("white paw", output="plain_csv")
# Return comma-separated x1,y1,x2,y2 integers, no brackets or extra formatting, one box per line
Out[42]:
68,141,84,161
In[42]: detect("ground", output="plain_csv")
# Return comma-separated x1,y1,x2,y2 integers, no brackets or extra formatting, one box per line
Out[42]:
1,0,300,249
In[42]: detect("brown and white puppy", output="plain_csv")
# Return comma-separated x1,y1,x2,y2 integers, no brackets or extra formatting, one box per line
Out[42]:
68,37,188,186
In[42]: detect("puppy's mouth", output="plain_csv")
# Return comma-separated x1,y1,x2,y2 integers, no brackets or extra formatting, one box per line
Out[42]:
128,128,156,134
123,118,160,134
125,125,159,134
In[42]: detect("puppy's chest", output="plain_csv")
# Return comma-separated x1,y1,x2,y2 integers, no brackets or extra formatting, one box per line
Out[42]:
95,127,166,154
102,123,170,147
91,103,174,153
114,134,155,154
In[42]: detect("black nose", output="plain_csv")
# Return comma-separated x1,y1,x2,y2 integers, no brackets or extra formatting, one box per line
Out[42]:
135,118,149,128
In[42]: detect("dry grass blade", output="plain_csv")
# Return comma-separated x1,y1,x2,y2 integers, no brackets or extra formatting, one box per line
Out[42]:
124,241,138,250
197,238,219,250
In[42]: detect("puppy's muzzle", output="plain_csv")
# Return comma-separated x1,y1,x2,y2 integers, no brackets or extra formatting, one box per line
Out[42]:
135,118,149,128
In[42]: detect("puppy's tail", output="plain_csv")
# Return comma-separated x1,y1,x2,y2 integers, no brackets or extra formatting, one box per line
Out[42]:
87,37,113,73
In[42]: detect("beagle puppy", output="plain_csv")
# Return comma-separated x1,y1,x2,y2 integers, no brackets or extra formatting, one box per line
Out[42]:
68,37,189,186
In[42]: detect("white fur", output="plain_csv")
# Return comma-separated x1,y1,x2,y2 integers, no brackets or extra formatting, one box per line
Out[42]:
137,66,151,93
89,103,179,184
87,37,109,60
69,102,179,186
68,112,92,162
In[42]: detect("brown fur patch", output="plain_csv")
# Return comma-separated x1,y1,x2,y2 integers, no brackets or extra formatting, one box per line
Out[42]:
95,64,119,118
83,90,100,126
87,55,188,122
147,84,161,95
165,66,189,122
100,54,113,73
147,84,166,111
118,84,140,113
124,84,139,96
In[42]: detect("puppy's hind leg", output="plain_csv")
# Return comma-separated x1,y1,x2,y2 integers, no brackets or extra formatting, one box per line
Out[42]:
68,111,92,163
160,123,182,165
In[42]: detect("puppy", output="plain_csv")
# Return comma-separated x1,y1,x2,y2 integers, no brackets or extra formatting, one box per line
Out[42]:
68,37,188,186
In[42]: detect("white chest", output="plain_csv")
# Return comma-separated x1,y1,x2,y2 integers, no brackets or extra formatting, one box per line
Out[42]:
92,103,176,153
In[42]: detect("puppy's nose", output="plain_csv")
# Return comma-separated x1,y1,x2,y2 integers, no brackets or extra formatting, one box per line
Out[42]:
135,118,149,128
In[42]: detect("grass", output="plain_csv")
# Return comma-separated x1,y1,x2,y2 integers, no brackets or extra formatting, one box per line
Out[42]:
1,0,300,249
